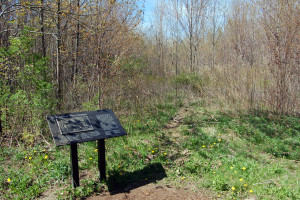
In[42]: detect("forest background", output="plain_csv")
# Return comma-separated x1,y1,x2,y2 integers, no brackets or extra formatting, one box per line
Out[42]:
0,0,299,199
1,0,298,143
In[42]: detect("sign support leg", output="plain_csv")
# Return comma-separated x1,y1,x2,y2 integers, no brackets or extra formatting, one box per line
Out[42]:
70,143,80,188
98,139,106,181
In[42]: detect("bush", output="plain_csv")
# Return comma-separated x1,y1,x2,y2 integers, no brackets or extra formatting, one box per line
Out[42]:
0,29,56,143
173,73,204,93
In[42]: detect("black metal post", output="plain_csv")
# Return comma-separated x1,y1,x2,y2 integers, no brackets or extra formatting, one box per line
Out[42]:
98,139,106,181
70,143,80,188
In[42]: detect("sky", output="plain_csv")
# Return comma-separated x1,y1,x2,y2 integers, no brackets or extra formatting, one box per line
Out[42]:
141,0,231,30
142,0,158,28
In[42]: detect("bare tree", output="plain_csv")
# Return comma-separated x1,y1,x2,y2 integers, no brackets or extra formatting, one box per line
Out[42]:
258,0,299,113
56,0,63,108
175,0,208,72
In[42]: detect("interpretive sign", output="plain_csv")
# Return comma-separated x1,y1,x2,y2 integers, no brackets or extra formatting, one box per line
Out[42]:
46,109,127,188
47,109,126,146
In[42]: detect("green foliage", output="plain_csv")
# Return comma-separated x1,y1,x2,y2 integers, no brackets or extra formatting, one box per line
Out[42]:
173,73,204,92
0,146,70,199
170,109,299,200
210,111,300,160
0,28,55,141
0,98,181,198
118,56,148,74
0,95,299,199
82,91,101,111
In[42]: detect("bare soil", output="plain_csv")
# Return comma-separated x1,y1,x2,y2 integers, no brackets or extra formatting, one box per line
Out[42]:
85,105,213,200
87,183,212,200
40,103,214,200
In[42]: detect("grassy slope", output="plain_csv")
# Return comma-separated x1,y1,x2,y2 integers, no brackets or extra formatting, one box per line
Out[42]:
0,99,299,199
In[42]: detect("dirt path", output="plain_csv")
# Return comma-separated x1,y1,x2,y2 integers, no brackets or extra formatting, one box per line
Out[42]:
86,105,213,200
87,183,212,200
40,103,213,200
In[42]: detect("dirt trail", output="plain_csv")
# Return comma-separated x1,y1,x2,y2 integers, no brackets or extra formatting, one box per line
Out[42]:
40,103,213,200
164,106,197,138
86,105,212,200
88,183,211,200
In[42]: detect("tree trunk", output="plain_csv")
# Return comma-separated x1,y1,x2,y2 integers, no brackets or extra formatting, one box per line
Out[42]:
73,0,80,84
0,110,2,135
41,0,46,58
57,0,63,108
189,1,193,73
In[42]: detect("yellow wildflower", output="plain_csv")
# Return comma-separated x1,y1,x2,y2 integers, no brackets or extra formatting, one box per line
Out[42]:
240,179,243,181
242,167,246,170
181,177,185,180
213,171,216,174
89,157,92,160
7,178,11,183
250,190,253,193
25,157,27,159
202,145,205,148
213,143,216,145
29,157,32,160
44,155,48,159
94,149,98,152
218,139,221,142
244,184,247,187
118,165,121,168
152,151,154,153
234,171,237,173
163,153,167,155
230,167,233,169
232,187,235,190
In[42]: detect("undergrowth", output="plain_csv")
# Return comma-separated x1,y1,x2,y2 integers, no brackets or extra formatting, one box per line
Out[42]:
0,98,299,199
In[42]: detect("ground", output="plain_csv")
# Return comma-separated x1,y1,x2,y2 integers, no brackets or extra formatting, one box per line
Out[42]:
35,99,299,200
39,105,215,200
85,106,213,199
87,183,211,200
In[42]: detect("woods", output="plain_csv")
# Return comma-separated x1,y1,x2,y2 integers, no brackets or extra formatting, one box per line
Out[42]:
0,0,144,140
0,0,299,199
0,0,299,151
145,0,299,111
0,0,299,143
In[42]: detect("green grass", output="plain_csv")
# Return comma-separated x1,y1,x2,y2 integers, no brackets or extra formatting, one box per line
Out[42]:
0,99,181,199
0,99,299,199
171,105,299,199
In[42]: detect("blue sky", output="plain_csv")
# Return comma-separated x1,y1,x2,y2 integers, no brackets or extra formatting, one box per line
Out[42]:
141,0,231,29
142,0,158,28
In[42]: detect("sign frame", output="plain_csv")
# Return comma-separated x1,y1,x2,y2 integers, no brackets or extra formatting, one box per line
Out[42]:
46,109,127,188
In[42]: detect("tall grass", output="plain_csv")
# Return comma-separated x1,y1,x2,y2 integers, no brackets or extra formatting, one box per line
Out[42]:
198,65,299,114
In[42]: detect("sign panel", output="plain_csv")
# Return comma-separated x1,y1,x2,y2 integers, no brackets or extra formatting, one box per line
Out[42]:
46,109,127,146
57,114,94,135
